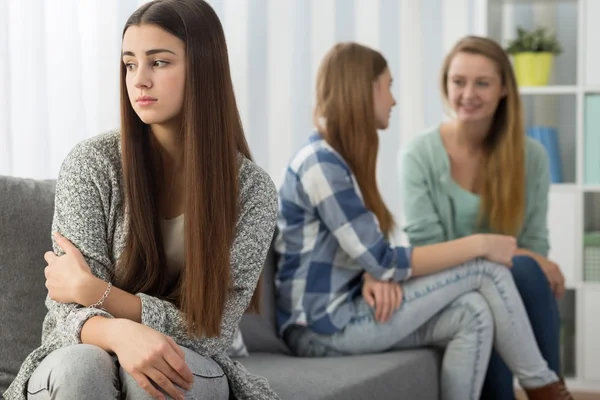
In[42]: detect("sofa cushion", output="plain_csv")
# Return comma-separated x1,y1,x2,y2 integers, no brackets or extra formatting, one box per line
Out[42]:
239,244,292,355
238,349,441,400
0,176,56,394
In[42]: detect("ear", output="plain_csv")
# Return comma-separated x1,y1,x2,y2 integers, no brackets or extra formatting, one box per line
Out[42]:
372,78,380,92
501,85,509,98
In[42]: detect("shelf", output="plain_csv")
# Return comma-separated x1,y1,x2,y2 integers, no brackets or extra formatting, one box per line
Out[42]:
524,95,577,183
551,183,578,193
585,86,600,94
583,185,600,192
519,86,578,95
485,0,600,388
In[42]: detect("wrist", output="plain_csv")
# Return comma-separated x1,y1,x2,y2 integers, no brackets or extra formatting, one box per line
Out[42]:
77,275,105,307
81,316,122,353
521,249,544,266
105,318,125,352
472,234,489,258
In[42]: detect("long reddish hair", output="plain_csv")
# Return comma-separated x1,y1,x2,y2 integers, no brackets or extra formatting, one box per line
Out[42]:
441,36,525,235
116,0,259,338
314,42,395,235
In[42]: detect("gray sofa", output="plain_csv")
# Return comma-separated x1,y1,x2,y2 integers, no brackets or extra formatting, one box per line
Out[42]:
0,175,441,399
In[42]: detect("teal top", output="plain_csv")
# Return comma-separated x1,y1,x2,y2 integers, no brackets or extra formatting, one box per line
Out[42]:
446,178,484,238
399,125,551,256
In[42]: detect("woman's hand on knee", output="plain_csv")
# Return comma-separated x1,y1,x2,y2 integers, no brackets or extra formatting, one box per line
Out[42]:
362,272,403,323
110,319,194,400
535,255,566,298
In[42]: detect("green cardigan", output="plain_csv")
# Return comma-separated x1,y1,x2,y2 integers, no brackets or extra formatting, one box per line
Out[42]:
399,125,551,256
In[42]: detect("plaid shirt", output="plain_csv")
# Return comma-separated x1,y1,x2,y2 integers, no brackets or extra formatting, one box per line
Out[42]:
274,133,413,335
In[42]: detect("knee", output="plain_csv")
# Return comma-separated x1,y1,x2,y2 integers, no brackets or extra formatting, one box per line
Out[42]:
181,349,229,399
189,373,229,399
478,258,513,282
50,344,115,383
455,292,494,337
121,348,230,399
28,344,117,399
511,255,551,295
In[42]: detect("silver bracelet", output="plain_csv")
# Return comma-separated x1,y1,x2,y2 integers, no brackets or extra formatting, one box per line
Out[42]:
89,282,112,310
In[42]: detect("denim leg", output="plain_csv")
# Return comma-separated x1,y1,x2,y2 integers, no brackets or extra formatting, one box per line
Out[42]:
26,344,119,400
286,259,559,390
480,255,561,400
479,351,516,400
512,255,561,374
393,292,495,400
287,292,494,400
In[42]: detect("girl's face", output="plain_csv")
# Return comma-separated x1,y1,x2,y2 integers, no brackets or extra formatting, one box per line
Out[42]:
446,52,506,123
122,24,186,128
373,68,396,130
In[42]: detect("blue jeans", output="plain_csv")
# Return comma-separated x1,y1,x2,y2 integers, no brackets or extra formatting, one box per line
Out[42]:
480,255,561,400
284,259,559,400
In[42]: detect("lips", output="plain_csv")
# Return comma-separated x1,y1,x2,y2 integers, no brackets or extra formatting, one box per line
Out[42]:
136,96,157,106
461,104,480,112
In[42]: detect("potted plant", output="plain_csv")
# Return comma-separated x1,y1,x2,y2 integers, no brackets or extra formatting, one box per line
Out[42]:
505,26,563,86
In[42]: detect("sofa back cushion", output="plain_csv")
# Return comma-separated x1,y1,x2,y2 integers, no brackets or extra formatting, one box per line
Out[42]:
239,242,291,354
0,176,56,394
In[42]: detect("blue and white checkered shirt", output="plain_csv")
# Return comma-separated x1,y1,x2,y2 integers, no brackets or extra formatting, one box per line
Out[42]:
274,133,413,335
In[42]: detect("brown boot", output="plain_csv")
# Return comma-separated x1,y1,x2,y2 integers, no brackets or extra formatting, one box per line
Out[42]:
524,380,573,400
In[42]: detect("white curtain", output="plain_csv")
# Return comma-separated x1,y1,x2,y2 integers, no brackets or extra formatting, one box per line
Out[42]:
0,0,152,179
0,0,483,241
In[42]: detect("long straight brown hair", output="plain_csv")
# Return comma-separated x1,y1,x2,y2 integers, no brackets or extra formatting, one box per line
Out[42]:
440,36,525,235
314,42,395,235
116,0,260,338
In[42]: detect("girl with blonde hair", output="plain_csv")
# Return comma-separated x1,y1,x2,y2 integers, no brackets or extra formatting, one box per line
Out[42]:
400,35,564,399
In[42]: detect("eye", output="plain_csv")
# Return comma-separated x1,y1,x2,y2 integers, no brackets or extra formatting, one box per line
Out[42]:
453,79,464,86
477,81,490,87
125,63,136,71
153,60,169,67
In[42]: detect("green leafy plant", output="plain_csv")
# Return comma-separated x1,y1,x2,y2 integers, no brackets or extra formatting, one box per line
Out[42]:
505,26,563,55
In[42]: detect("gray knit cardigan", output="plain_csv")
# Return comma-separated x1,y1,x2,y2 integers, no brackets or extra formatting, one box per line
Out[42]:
3,131,280,400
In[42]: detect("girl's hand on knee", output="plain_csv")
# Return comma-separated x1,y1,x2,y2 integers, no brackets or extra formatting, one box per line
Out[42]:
362,272,403,323
478,234,517,267
110,319,194,400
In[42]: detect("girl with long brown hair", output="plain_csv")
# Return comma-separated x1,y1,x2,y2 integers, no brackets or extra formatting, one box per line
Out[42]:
274,42,572,400
400,35,565,399
4,1,278,399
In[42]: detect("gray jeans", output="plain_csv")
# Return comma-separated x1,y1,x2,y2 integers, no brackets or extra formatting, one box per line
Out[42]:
285,259,559,400
26,344,229,400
